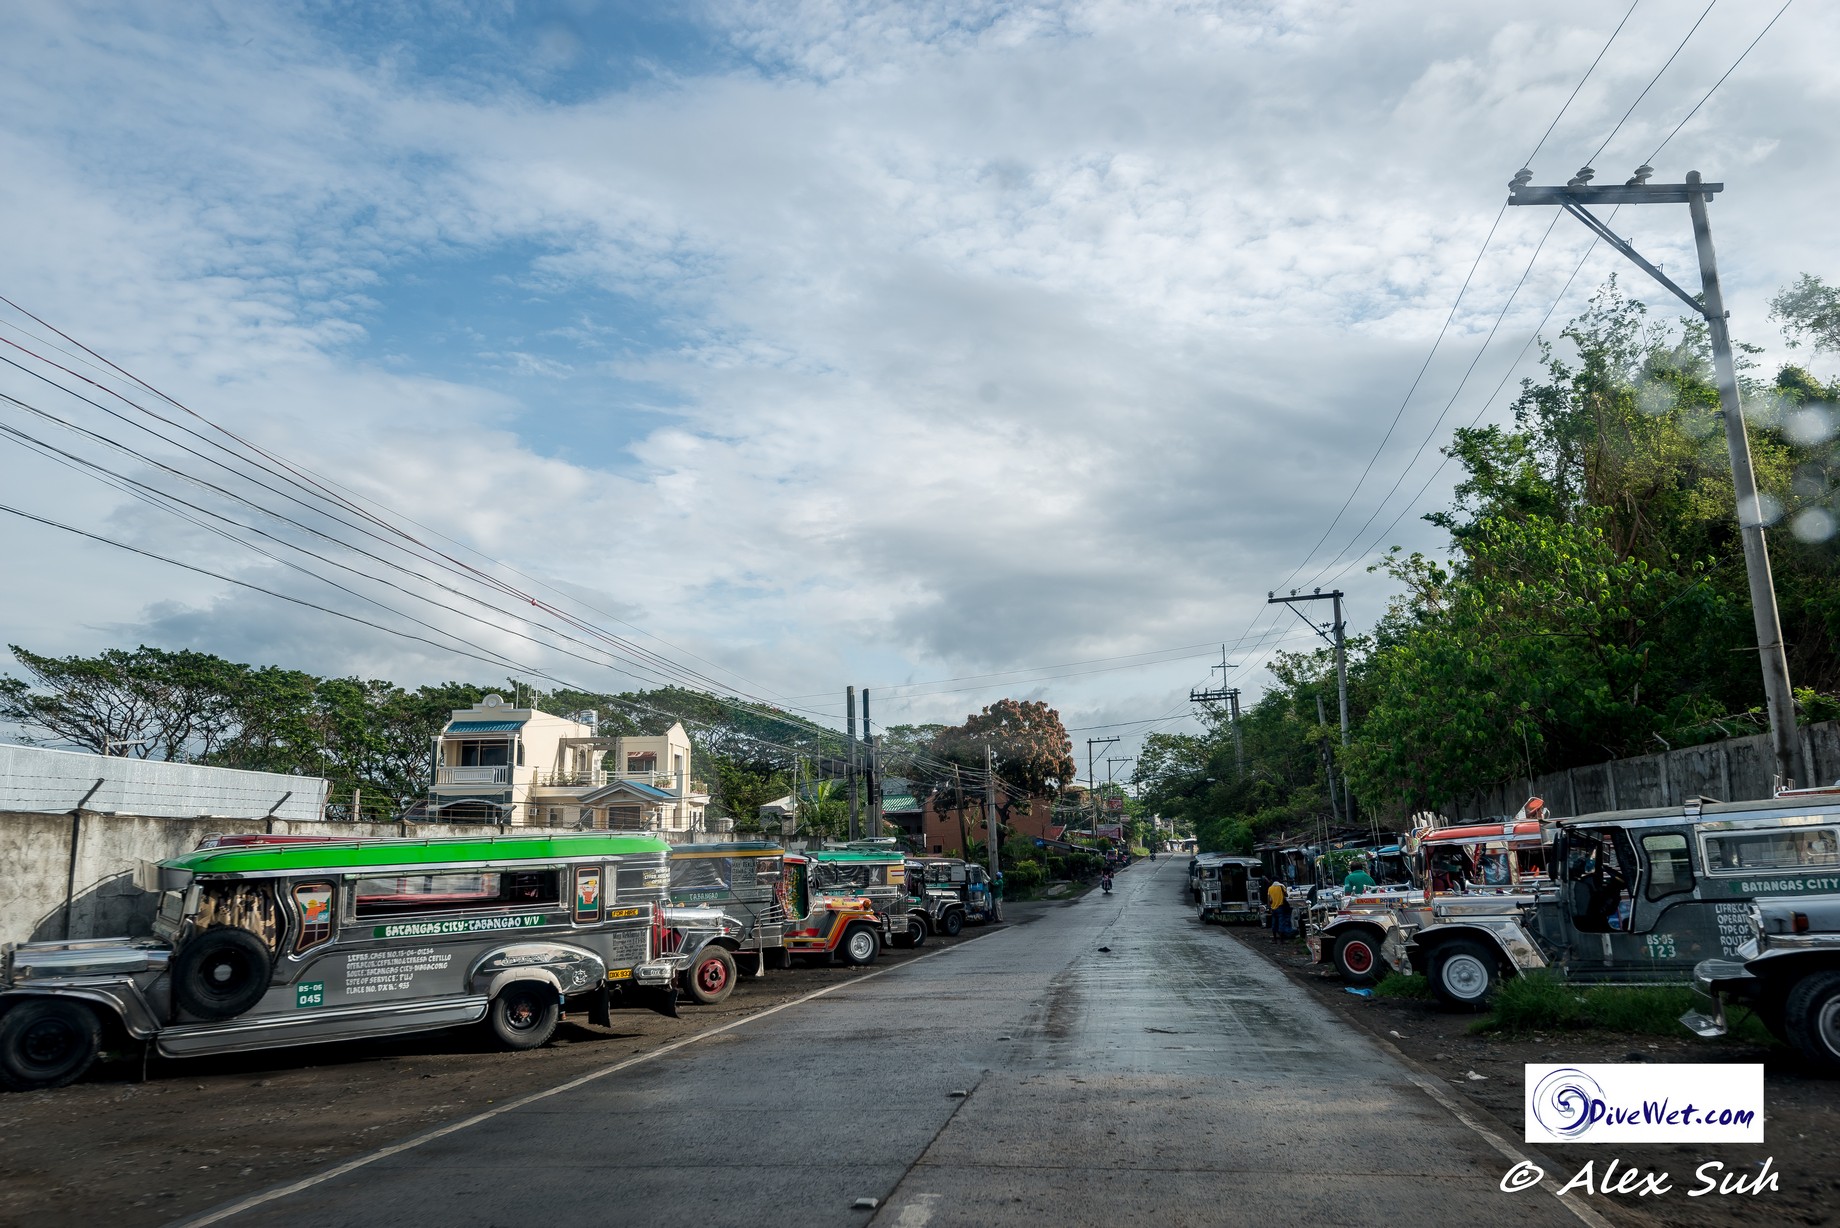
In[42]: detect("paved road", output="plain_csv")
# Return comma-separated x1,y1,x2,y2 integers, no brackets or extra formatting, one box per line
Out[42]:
195,859,1582,1228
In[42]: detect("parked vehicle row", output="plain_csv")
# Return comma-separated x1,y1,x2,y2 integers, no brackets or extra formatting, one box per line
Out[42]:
1207,789,1840,1059
0,834,999,1093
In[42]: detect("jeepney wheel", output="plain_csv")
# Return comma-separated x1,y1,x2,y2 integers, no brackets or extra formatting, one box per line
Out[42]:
0,999,102,1092
1783,971,1840,1073
1428,939,1499,1012
172,927,274,1020
487,984,560,1050
904,916,928,949
1333,930,1388,987
683,947,738,1006
940,909,964,938
841,925,880,967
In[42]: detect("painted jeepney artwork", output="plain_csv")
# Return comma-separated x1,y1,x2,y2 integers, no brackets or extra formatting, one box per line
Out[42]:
0,834,693,1092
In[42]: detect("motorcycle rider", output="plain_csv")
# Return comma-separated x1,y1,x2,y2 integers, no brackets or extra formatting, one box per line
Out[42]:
1100,870,1114,894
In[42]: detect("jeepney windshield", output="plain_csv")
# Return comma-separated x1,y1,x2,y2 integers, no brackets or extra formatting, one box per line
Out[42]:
671,858,733,893
814,862,894,892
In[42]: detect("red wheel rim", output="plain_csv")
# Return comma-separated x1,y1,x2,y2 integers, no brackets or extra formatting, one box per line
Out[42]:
697,956,729,994
1345,942,1374,974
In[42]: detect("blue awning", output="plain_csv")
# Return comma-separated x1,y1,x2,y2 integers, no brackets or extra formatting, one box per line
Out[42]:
445,720,526,733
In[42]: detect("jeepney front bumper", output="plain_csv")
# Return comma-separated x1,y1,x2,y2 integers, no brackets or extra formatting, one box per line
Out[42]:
1680,957,1759,1039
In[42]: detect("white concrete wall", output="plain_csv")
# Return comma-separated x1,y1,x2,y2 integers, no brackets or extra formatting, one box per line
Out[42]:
0,744,329,822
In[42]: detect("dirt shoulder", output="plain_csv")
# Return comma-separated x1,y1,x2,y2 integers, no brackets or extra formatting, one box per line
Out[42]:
0,913,1048,1228
1214,921,1840,1228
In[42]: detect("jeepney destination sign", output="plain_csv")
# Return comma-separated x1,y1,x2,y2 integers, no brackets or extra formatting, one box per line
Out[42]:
372,914,552,939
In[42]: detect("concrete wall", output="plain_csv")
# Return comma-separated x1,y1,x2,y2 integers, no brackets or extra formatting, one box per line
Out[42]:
0,743,328,822
0,812,577,947
1444,720,1840,820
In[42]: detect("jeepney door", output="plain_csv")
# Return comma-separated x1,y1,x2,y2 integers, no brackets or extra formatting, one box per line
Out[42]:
1554,826,1706,979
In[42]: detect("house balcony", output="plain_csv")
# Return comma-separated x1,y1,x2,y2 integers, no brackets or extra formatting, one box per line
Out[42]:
535,769,704,794
435,765,511,787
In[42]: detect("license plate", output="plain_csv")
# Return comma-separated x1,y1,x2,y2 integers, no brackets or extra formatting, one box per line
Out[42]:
607,968,633,981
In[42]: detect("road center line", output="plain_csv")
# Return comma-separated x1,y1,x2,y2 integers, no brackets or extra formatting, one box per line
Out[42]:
174,935,992,1228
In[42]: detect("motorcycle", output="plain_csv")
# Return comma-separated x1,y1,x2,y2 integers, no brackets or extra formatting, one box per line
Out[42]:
1100,874,1113,895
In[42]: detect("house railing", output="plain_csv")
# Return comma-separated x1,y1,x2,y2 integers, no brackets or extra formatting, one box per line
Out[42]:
436,765,510,786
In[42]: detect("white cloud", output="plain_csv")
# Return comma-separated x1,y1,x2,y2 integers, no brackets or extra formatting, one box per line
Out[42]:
0,0,1834,761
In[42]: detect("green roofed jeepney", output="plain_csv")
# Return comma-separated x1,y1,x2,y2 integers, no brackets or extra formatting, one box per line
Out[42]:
0,833,684,1092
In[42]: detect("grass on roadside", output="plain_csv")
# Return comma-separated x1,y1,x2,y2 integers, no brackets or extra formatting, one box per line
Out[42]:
1471,971,1775,1043
1372,972,1432,1000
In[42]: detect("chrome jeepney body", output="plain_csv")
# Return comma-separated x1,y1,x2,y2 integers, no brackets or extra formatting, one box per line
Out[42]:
1401,795,1840,1009
667,842,787,956
1194,856,1262,924
0,833,683,1088
1308,820,1547,984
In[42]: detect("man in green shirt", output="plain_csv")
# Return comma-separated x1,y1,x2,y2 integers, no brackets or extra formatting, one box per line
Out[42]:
1342,859,1377,892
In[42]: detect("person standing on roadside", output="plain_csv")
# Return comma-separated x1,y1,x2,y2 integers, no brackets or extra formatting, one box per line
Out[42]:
1266,876,1288,941
1342,858,1376,892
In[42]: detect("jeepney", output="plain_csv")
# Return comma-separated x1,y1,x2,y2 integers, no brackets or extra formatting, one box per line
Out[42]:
1677,788,1840,1070
1399,794,1840,1010
1308,820,1547,985
1193,855,1262,925
906,857,996,935
0,834,687,1092
666,841,788,1000
779,850,900,966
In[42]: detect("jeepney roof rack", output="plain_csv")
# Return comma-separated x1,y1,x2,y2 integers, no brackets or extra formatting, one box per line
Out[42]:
1683,795,1723,818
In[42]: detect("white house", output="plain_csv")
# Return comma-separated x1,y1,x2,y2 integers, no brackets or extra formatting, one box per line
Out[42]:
426,694,711,835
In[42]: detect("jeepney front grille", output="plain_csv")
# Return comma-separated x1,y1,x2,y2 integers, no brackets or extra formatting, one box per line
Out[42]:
604,926,648,970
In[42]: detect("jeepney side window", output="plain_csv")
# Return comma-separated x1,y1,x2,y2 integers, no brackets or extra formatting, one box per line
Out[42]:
353,870,560,917
1704,826,1840,872
574,867,602,923
292,882,335,952
671,857,732,893
1640,833,1695,901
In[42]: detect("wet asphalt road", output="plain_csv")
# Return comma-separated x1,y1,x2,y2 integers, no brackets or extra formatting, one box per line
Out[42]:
193,859,1583,1228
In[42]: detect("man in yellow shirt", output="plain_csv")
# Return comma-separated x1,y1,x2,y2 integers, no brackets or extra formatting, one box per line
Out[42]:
1266,878,1288,940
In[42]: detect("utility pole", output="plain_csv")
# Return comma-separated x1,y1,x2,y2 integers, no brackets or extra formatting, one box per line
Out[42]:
1107,756,1134,846
1086,736,1118,839
845,686,859,842
1509,166,1800,786
863,689,879,837
1227,689,1244,778
1315,692,1344,827
1268,590,1349,746
952,764,971,860
1189,644,1244,776
984,743,1002,920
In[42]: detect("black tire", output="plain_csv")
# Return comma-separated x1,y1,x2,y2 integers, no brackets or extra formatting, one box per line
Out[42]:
940,909,964,937
487,983,560,1050
0,999,101,1092
681,947,737,1006
840,925,880,967
1782,970,1840,1073
1333,929,1389,986
172,927,273,1020
904,916,928,949
1428,939,1500,1011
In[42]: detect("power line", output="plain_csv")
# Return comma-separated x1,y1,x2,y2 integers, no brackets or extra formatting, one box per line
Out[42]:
1646,1,1794,163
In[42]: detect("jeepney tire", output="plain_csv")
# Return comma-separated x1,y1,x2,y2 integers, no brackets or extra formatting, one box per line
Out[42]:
172,927,273,1020
1782,971,1840,1073
940,909,965,938
1428,939,1499,1012
1332,930,1388,987
487,983,560,1050
0,998,102,1092
841,924,880,967
904,916,928,949
683,947,738,1006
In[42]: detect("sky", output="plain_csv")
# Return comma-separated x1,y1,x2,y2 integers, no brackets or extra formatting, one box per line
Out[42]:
0,0,1834,776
